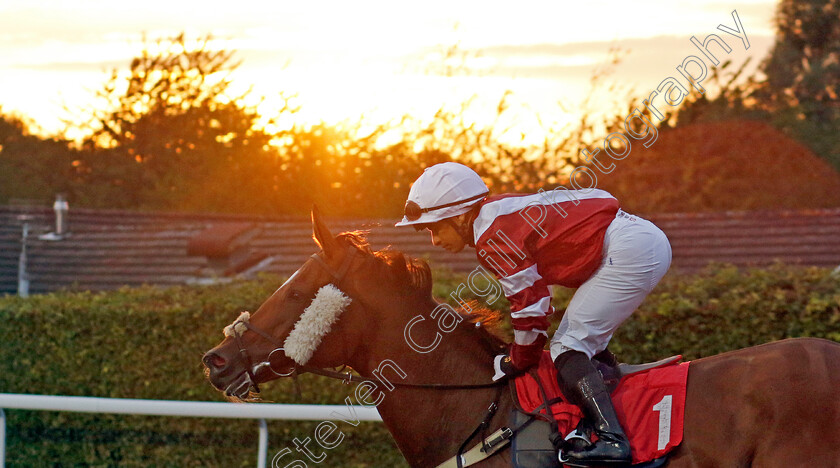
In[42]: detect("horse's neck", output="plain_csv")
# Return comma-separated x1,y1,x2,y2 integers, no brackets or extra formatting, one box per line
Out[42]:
353,299,512,467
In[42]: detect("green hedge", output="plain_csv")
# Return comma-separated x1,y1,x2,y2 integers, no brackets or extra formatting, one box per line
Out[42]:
0,275,406,467
610,263,840,362
0,264,838,466
435,262,840,362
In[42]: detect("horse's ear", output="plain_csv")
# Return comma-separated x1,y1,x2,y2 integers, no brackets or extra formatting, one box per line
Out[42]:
311,204,340,258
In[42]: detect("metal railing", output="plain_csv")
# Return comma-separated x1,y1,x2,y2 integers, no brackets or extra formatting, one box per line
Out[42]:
0,393,382,468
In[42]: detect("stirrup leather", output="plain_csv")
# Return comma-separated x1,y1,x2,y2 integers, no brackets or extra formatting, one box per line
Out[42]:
434,427,513,468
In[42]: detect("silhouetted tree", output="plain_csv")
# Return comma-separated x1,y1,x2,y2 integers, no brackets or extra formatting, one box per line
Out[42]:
70,34,284,212
758,0,840,166
762,0,840,122
0,110,77,204
659,0,840,168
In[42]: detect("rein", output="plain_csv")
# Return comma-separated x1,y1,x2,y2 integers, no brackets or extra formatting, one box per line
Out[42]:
226,243,516,467
228,247,506,391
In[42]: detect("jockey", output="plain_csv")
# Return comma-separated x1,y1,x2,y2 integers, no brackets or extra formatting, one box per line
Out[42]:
395,162,672,466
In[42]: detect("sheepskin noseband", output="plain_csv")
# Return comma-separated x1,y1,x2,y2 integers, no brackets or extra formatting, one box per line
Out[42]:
224,311,250,337
283,284,352,365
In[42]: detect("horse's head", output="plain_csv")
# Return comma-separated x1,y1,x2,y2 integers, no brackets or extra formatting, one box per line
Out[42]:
203,206,433,400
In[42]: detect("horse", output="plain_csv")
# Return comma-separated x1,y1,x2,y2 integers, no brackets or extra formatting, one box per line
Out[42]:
204,208,840,467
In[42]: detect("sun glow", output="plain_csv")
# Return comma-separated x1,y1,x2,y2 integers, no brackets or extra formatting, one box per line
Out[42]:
0,0,776,146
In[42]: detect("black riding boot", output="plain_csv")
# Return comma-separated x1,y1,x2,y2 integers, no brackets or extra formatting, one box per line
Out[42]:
555,351,632,466
593,347,619,368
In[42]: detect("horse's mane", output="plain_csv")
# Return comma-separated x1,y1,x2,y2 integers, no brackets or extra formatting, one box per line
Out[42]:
336,230,433,298
335,230,507,348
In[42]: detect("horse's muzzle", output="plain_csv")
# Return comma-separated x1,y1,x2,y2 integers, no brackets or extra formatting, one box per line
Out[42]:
203,347,246,392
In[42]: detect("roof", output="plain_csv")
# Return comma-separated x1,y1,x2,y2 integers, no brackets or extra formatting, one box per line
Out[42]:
650,208,840,272
0,206,476,295
2,205,839,295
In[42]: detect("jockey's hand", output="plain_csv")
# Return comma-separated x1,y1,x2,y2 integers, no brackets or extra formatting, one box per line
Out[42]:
492,354,525,381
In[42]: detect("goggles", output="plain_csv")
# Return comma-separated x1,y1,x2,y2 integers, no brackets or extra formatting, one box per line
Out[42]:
403,191,488,221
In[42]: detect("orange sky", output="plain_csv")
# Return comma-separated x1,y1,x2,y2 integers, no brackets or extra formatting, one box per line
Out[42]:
0,0,777,142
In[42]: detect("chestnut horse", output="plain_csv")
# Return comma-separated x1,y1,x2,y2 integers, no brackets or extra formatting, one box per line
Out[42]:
204,209,840,467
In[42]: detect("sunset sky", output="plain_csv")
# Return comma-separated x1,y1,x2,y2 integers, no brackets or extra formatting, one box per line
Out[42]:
0,0,778,140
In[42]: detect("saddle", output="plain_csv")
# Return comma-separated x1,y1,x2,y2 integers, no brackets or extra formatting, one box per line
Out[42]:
509,352,687,468
599,355,683,393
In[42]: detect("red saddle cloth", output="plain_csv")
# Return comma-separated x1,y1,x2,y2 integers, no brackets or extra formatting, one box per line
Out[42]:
514,351,689,465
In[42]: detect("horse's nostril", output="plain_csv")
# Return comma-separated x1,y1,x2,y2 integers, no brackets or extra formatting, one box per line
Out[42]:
204,352,227,370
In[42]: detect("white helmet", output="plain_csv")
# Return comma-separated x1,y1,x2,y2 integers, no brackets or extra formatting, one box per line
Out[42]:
395,162,489,228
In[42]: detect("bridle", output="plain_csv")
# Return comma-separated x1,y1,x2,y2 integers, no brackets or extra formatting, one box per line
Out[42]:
226,245,506,393
226,244,519,468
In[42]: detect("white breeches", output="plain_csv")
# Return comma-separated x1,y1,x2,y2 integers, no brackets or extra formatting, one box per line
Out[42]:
549,210,672,360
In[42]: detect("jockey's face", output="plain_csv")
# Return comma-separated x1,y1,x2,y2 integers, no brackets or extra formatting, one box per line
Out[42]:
426,217,467,253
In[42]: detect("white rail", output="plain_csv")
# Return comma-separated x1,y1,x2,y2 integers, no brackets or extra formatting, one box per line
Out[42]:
0,393,382,468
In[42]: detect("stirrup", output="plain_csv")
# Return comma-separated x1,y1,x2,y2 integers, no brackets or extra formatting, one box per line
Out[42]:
557,427,591,464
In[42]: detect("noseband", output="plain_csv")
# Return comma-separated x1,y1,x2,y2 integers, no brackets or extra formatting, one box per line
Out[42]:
225,248,361,393
223,245,513,468
225,246,505,394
